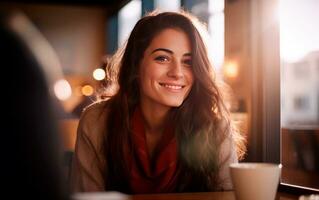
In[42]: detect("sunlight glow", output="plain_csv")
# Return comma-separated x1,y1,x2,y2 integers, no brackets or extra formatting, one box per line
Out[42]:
280,0,319,62
209,0,224,13
208,0,224,70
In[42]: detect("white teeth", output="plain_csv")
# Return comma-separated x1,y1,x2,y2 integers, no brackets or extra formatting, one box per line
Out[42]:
162,84,183,90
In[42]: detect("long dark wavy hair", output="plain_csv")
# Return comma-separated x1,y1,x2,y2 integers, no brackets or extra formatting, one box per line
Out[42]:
102,10,245,193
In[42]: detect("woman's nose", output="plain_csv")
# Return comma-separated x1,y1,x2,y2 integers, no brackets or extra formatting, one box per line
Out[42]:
167,61,183,79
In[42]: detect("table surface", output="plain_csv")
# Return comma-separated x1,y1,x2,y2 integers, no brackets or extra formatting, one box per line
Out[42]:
130,191,299,200
72,191,300,200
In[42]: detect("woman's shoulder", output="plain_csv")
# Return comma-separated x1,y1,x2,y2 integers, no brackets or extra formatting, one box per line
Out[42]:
78,99,111,140
81,99,111,120
73,100,110,176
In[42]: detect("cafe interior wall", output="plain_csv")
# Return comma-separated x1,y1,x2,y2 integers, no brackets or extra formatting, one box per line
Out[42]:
224,0,280,163
225,0,253,161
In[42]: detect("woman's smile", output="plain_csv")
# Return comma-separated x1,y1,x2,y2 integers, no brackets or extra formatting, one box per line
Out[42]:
159,82,185,91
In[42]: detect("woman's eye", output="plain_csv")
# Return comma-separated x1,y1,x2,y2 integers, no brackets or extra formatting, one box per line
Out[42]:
155,56,169,62
183,59,192,67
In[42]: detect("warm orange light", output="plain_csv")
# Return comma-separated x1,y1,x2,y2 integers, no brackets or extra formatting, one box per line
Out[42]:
81,85,94,96
223,61,239,78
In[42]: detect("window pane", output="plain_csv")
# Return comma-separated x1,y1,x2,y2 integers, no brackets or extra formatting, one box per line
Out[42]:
155,0,180,11
280,0,319,190
118,0,142,47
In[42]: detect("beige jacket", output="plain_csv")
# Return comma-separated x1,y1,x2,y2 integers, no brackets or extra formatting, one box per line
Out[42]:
70,100,238,193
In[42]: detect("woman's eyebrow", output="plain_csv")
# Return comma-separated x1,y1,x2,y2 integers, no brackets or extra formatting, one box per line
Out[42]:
151,48,192,57
151,48,173,54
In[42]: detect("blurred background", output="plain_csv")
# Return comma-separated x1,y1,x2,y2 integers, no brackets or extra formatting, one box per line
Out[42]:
0,0,318,192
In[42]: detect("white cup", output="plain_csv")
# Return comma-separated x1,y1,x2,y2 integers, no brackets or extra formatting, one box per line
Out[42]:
72,192,129,200
230,162,282,200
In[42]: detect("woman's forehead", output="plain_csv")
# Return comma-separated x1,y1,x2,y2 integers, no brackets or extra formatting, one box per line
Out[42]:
145,28,191,55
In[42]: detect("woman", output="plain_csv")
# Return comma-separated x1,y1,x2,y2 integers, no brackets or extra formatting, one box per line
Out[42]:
70,10,245,194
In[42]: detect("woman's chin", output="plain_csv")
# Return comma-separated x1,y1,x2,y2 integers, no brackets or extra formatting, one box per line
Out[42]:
163,100,184,108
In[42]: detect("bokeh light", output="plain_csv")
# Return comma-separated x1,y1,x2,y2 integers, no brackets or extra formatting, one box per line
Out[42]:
81,84,94,96
223,61,239,79
93,68,106,81
54,79,72,100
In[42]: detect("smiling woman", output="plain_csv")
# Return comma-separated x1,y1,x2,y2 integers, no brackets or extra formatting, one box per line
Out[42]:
70,10,246,194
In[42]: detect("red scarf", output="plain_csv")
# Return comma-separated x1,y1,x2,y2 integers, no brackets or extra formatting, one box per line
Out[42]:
127,107,178,194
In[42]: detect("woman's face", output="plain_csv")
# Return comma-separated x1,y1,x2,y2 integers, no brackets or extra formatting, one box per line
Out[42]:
138,28,194,110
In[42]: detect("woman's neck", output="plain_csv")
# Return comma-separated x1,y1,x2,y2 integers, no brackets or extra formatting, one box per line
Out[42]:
139,102,170,134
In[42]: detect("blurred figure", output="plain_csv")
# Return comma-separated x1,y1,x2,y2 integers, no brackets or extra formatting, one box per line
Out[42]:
0,9,69,200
